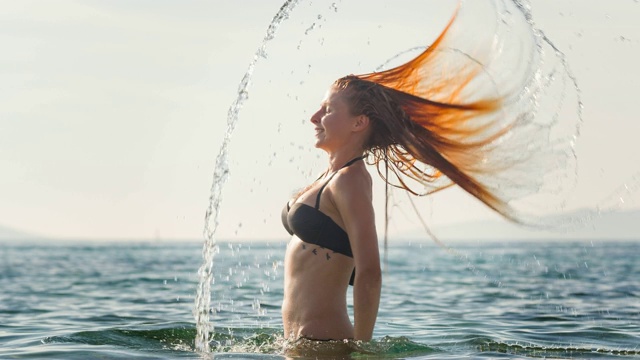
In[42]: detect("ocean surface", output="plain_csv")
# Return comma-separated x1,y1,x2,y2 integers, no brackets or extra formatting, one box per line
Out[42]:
1,239,639,359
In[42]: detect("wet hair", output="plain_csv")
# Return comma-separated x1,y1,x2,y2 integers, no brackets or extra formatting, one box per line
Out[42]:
334,76,512,217
327,0,585,229
332,12,522,222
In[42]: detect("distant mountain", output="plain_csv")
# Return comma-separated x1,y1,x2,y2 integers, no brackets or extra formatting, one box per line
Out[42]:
0,224,41,240
400,209,640,241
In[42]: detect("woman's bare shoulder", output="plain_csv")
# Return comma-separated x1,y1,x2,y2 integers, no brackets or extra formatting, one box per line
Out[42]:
329,165,372,201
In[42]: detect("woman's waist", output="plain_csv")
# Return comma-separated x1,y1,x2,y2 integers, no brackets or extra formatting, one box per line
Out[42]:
281,308,353,341
283,270,351,309
282,284,348,315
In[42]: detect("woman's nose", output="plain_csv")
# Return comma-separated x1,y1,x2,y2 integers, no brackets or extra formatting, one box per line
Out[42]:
310,110,321,124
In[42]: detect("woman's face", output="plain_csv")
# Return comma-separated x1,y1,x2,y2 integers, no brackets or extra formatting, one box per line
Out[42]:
310,87,359,151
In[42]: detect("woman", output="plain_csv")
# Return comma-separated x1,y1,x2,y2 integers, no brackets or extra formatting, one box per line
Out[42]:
281,0,575,353
281,80,382,345
280,73,501,347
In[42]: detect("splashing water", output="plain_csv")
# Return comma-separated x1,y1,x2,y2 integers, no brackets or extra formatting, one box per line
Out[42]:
193,0,301,353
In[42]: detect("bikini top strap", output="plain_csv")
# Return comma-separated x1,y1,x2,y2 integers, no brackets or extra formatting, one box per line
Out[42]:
314,156,364,209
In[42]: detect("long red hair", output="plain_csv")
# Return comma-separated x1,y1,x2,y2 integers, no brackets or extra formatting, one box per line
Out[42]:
333,4,563,223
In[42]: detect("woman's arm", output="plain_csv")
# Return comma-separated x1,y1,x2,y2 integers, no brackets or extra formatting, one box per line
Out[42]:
332,168,381,341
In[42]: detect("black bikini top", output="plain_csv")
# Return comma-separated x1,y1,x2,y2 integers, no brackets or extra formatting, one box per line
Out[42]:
282,156,363,284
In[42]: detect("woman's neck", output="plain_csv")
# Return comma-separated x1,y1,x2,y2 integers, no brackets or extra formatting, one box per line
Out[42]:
326,149,365,173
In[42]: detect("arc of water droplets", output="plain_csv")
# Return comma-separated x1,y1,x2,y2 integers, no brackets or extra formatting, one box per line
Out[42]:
194,0,301,353
505,0,640,230
495,0,585,227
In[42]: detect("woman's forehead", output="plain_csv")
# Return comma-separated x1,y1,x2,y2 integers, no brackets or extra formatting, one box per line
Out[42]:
322,86,349,106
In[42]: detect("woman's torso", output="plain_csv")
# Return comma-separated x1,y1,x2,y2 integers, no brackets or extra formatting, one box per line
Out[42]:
281,159,364,340
282,235,354,340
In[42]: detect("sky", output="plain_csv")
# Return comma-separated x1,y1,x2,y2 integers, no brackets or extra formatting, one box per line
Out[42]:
1,0,639,241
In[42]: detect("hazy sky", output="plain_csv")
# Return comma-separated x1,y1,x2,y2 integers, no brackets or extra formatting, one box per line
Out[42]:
1,0,639,241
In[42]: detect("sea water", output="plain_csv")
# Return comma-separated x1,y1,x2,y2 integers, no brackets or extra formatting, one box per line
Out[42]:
1,239,639,359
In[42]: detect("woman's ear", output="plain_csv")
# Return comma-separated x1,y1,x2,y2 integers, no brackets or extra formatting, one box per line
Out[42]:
353,114,370,132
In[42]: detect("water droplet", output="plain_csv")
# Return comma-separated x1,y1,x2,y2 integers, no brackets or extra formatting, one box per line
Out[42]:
304,22,316,35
